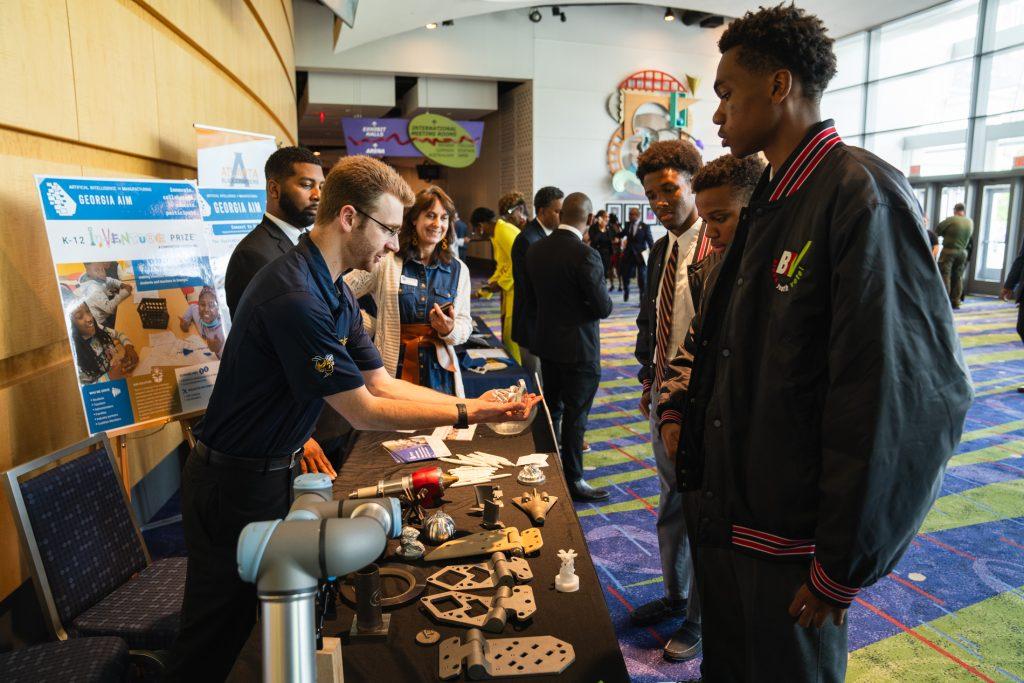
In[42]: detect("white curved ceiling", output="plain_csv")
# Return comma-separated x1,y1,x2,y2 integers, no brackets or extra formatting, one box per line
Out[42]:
316,0,943,52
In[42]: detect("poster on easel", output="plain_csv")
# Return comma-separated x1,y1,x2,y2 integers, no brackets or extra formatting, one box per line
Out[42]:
36,176,223,434
194,123,277,322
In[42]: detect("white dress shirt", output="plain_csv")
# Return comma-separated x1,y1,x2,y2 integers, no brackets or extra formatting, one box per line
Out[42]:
654,217,701,380
557,224,584,240
264,212,304,246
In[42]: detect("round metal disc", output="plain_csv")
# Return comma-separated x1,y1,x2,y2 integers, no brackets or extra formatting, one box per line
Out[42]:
416,628,441,645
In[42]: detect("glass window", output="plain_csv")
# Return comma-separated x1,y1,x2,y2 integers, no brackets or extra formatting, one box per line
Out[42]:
975,184,1012,281
974,110,1024,170
831,33,868,90
821,86,865,135
978,46,1024,117
985,0,1024,51
867,120,969,178
865,61,974,132
870,0,979,80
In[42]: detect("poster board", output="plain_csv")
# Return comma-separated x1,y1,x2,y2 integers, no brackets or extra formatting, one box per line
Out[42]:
36,176,222,434
194,124,277,321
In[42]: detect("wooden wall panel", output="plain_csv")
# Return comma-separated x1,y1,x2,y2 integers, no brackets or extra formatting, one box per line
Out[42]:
0,1,79,140
66,0,162,158
0,0,297,601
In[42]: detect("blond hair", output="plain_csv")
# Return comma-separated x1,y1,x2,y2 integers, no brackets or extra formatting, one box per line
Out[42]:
317,155,414,224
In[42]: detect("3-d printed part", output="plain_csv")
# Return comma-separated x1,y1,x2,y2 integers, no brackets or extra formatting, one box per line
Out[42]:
339,564,425,609
417,629,441,646
349,564,390,639
426,552,533,591
424,527,543,561
438,628,575,680
555,550,579,593
421,585,536,632
425,510,458,544
510,490,557,526
517,465,546,485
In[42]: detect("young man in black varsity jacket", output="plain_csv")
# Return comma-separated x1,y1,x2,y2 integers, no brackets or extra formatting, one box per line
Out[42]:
674,6,974,681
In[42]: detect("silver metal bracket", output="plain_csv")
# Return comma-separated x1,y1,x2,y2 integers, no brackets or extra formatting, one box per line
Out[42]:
438,628,575,679
426,552,533,591
421,585,535,632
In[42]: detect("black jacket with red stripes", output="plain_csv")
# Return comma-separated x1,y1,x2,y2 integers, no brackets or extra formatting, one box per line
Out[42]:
679,120,974,608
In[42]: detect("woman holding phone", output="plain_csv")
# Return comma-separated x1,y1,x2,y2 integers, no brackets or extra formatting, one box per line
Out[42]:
345,185,472,395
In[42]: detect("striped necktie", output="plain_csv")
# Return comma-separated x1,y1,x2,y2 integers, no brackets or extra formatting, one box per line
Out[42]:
654,240,679,388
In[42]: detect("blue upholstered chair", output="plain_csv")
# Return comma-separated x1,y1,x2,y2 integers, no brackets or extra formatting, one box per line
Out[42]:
3,434,185,663
0,636,129,682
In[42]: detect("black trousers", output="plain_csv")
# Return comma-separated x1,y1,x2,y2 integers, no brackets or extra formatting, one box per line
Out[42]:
621,257,647,300
1016,298,1024,342
166,449,293,681
687,523,848,682
539,358,600,483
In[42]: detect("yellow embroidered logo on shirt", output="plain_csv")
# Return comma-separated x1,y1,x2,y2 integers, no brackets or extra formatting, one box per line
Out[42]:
338,337,348,346
312,354,335,377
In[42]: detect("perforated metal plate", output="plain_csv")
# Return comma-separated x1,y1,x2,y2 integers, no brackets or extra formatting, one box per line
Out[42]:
421,585,536,632
427,552,533,591
439,628,575,679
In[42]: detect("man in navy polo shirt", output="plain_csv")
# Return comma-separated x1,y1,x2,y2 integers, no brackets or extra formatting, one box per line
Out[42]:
167,155,539,680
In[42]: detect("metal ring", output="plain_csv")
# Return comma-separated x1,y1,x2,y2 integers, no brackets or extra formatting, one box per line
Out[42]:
340,565,425,609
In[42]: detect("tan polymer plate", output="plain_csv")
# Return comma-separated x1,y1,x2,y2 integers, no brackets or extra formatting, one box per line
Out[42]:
425,527,522,561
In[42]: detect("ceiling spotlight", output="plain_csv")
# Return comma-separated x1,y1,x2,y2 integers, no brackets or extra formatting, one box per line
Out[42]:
313,151,321,156
551,6,560,16
425,22,438,29
528,8,542,22
664,8,675,21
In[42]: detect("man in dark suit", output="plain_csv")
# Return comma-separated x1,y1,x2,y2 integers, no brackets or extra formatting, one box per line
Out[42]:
524,192,613,501
511,186,563,383
620,206,654,302
223,145,336,477
225,146,324,317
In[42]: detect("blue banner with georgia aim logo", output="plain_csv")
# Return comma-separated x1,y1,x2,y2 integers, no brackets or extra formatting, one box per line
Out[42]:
38,177,201,221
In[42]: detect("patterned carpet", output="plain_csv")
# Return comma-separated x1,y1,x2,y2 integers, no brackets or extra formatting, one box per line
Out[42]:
473,286,1024,683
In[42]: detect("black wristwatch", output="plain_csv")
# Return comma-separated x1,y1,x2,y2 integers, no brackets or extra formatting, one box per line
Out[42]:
454,403,469,429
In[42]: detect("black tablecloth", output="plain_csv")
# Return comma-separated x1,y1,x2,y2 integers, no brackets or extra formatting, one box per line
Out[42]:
228,409,628,682
460,316,537,397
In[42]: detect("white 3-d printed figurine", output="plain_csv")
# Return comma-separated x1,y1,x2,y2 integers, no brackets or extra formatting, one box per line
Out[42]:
555,549,579,592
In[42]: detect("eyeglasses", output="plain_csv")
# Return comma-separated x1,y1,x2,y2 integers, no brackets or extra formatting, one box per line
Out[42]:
353,206,401,239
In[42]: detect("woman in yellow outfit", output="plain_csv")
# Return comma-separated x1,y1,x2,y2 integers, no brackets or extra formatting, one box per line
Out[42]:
479,192,527,363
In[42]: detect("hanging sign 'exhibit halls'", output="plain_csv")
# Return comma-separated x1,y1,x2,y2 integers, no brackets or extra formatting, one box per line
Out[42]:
36,176,222,434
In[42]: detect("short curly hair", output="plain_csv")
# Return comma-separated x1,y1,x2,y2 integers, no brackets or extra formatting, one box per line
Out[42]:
719,4,836,101
692,154,766,203
498,191,527,217
635,139,703,184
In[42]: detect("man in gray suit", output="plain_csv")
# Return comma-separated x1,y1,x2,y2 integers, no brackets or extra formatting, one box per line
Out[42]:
225,146,324,317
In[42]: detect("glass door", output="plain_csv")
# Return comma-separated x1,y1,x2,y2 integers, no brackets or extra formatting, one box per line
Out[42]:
972,182,1013,293
939,184,967,224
